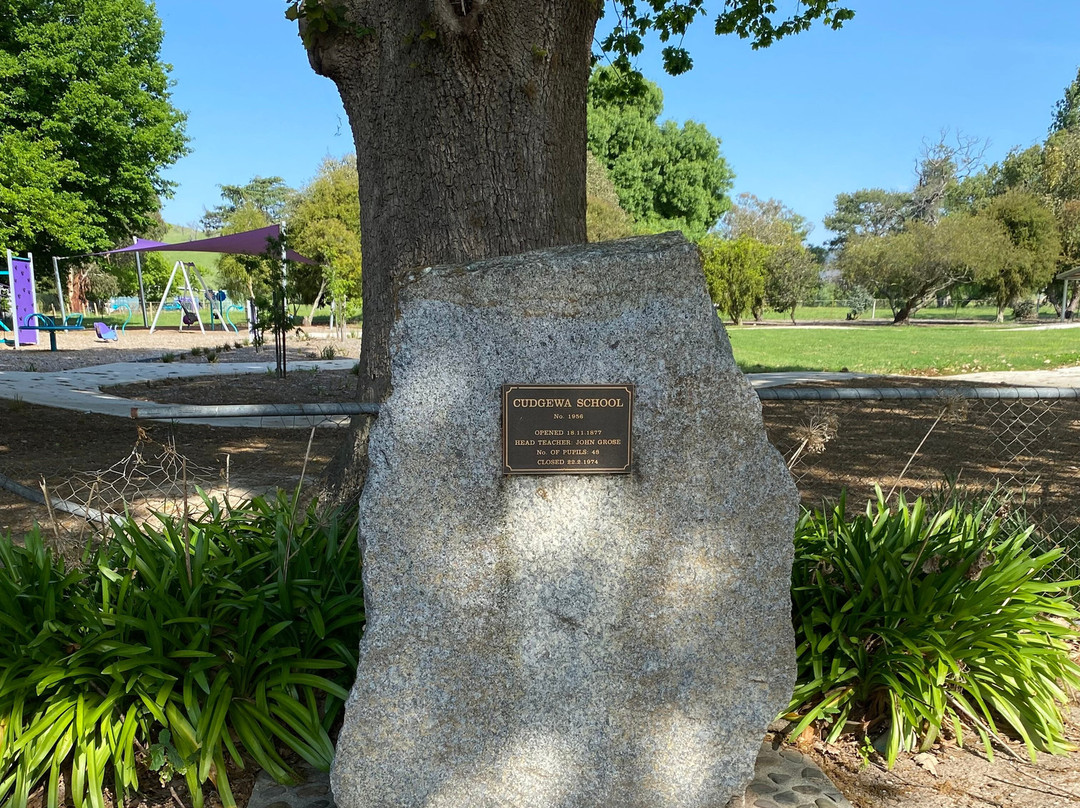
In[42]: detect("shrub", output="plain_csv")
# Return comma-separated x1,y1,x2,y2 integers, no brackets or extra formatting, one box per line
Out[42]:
842,284,875,319
1012,299,1038,321
320,344,339,360
785,492,1080,767
0,493,362,808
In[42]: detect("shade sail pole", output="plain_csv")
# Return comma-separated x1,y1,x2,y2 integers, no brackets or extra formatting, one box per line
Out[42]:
134,241,149,327
52,257,67,321
276,222,288,377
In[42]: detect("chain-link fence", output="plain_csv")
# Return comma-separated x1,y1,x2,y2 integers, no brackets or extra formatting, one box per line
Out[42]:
760,385,1080,587
12,386,1079,588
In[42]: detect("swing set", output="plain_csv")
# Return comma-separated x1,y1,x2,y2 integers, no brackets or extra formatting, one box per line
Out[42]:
149,260,236,333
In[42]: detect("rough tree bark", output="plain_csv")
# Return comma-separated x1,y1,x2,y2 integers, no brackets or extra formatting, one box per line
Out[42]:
304,0,601,506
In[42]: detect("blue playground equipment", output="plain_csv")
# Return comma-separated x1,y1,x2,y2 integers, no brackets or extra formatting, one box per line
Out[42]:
205,289,235,331
109,301,132,332
224,304,244,333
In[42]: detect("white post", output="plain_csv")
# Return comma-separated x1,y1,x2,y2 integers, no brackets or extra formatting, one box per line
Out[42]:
149,260,183,334
278,222,288,376
27,253,37,317
5,249,17,350
178,262,206,333
52,256,67,321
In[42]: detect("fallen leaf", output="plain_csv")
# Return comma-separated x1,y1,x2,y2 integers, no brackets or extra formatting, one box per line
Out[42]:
914,752,938,777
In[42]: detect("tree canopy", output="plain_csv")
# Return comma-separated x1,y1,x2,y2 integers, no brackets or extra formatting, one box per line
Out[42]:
824,189,908,249
286,155,364,323
720,193,817,322
587,66,733,238
699,233,769,324
0,0,188,256
980,191,1060,320
201,176,296,234
838,211,1022,323
1051,67,1080,135
585,152,636,242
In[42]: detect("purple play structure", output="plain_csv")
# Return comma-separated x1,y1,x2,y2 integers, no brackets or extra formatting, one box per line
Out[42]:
4,250,38,346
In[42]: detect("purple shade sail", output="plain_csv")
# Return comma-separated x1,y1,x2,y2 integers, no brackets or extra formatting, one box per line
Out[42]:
86,225,316,265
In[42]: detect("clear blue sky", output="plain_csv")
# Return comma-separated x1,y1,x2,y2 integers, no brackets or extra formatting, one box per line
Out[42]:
156,1,1080,246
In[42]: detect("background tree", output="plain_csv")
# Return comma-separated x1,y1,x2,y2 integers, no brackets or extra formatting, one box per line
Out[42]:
991,145,1048,196
587,66,734,238
824,189,907,249
840,214,1009,323
201,176,296,234
978,191,1060,321
985,76,1080,316
723,193,810,246
764,244,818,323
699,234,770,324
66,260,119,313
1050,67,1080,135
585,152,635,242
722,193,816,321
287,156,364,325
908,133,986,225
110,252,172,299
215,205,278,305
0,0,187,257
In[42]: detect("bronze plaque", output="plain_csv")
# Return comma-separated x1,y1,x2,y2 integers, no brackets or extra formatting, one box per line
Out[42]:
502,384,634,474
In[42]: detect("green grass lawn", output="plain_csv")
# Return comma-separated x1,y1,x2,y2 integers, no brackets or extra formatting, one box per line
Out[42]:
727,323,1080,375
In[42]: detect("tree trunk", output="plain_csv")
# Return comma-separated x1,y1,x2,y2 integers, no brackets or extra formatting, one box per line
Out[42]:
303,278,327,327
302,0,600,506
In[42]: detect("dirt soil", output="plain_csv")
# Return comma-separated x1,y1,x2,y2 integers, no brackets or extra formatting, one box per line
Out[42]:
2,331,1080,807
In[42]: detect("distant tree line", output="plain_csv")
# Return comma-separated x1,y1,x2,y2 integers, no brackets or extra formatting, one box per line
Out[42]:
823,68,1080,324
699,67,1080,325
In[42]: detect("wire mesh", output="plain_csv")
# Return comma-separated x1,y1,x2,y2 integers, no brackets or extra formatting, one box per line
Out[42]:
27,388,1080,588
762,389,1080,588
44,426,227,530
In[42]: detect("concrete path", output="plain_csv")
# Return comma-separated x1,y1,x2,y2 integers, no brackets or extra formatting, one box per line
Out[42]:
0,359,358,427
2,360,1078,428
